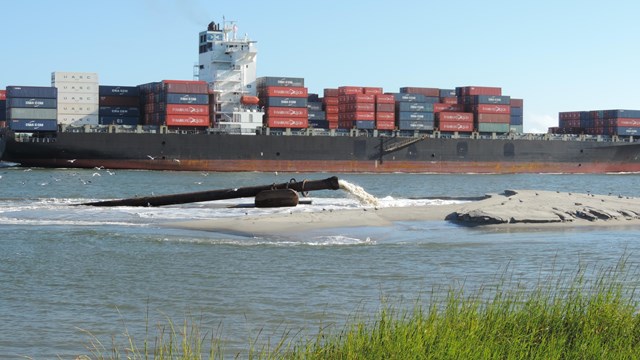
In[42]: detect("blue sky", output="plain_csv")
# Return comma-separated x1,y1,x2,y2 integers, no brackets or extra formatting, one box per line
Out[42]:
2,0,639,133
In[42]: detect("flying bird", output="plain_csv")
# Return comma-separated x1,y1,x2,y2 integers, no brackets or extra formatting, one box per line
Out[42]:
147,155,155,160
67,159,76,163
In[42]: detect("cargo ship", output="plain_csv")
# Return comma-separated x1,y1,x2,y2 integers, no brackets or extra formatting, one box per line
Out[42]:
1,20,640,174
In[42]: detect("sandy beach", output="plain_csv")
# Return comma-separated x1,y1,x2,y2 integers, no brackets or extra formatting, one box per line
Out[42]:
168,189,640,236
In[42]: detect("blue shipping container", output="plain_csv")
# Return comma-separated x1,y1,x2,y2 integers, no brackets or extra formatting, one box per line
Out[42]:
397,102,434,112
354,120,375,130
7,86,57,99
307,110,326,120
9,119,58,132
392,93,427,102
461,95,511,105
510,115,524,125
99,106,141,116
307,102,323,111
99,85,140,97
398,120,435,131
614,126,640,136
265,97,307,108
510,107,523,116
309,119,329,129
397,111,435,121
604,109,640,118
99,116,140,126
439,89,456,97
257,76,305,88
8,97,57,109
166,93,209,105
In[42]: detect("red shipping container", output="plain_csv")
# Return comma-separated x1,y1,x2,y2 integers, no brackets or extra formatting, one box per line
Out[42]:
265,117,309,128
458,86,502,96
162,80,209,94
323,97,339,106
324,105,339,114
376,103,395,112
165,114,210,126
261,86,308,98
376,112,395,121
267,107,308,118
439,121,474,132
326,113,339,121
400,87,440,97
433,103,465,113
0,90,5,100
338,86,363,95
375,94,395,104
166,104,209,115
345,103,375,112
363,87,383,94
476,113,511,123
439,97,458,104
473,104,511,114
376,120,396,130
609,118,640,127
324,88,339,97
345,93,376,103
437,112,473,123
559,112,581,120
344,111,375,121
510,98,524,107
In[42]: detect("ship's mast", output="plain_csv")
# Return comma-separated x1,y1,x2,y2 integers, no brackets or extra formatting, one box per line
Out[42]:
198,19,262,133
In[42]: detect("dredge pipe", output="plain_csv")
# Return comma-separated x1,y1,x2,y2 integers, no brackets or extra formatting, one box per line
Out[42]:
80,176,340,207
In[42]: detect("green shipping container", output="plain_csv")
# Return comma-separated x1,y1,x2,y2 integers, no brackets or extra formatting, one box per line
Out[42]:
478,122,510,133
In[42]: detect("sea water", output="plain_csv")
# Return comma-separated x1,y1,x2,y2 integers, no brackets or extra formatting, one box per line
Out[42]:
0,168,639,358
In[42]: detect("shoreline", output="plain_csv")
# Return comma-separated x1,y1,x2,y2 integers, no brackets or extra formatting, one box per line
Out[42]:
168,190,640,236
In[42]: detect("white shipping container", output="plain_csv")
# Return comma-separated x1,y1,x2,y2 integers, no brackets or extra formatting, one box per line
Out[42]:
51,71,99,84
57,114,99,126
54,82,99,94
58,93,99,104
57,102,99,115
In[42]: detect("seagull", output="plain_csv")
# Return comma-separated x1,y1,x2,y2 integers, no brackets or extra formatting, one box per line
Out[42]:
173,159,181,163
106,170,115,175
92,172,101,177
147,155,155,160
67,159,77,163
23,168,32,172
94,166,104,170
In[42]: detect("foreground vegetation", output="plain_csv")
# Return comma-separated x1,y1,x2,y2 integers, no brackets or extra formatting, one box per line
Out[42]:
84,260,640,359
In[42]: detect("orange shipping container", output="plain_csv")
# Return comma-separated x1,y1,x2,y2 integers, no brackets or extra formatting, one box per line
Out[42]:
439,97,458,104
265,117,309,128
165,114,210,126
0,90,6,100
375,94,395,104
476,113,511,123
324,88,339,97
473,104,511,114
400,87,440,97
437,112,473,123
363,87,383,94
439,122,474,132
323,97,339,106
376,120,396,130
376,103,395,112
433,103,465,113
338,86,363,95
376,112,395,121
324,105,339,114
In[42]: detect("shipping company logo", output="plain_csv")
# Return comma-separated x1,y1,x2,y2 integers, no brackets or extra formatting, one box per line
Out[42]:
179,95,198,103
25,121,44,129
25,98,45,107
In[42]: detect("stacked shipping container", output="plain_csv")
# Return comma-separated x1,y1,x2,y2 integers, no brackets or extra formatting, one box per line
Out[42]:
52,72,99,126
139,80,210,128
337,86,378,130
6,86,58,132
0,90,6,128
99,86,141,126
307,93,328,129
556,109,640,136
457,86,511,133
393,92,434,131
257,77,308,129
434,89,471,132
323,88,339,128
510,98,524,133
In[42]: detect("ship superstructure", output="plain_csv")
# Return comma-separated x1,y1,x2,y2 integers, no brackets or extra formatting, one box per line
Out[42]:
198,20,263,134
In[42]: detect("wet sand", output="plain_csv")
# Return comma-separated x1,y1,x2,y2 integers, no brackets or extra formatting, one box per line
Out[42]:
168,190,640,236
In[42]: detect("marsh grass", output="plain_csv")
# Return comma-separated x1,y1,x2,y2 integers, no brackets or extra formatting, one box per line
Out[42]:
82,258,640,359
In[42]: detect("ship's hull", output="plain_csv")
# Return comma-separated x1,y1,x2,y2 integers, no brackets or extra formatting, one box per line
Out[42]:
3,131,640,173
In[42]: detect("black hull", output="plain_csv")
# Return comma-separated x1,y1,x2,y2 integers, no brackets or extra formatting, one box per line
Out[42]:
3,131,640,173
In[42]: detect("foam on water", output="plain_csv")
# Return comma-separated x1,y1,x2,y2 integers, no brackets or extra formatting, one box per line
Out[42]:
338,179,380,207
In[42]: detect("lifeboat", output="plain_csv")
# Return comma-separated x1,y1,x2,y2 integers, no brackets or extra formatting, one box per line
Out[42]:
240,95,260,105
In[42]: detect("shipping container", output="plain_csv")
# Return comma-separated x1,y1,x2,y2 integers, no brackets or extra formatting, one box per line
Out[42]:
309,119,329,129
166,93,209,105
472,104,511,114
340,111,376,121
265,117,308,128
439,89,456,98
162,80,209,94
341,103,375,112
8,108,57,120
376,103,395,112
99,85,140,97
51,71,98,84
165,104,209,115
54,82,98,94
324,105,339,113
433,103,465,112
439,97,459,105
460,95,511,105
375,94,395,104
456,86,502,96
343,93,376,103
308,93,320,102
375,112,395,121
397,112,435,121
439,122,474,132
323,97,339,106
603,109,640,118
363,87,383,94
61,94,99,104
323,88,339,97
261,86,308,98
257,76,305,88
476,113,511,123
611,126,640,136
510,115,524,125
337,86,363,95
326,113,339,122
478,122,510,133
375,120,396,130
608,118,640,127
307,102,323,111
165,114,210,127
354,120,375,129
57,103,99,115
8,97,57,109
510,107,523,116
398,120,435,131
7,86,57,99
57,114,99,125
99,95,140,107
98,106,141,116
264,97,307,108
264,107,308,118
9,119,58,132
397,102,434,112
99,116,140,126
391,93,427,102
400,87,440,97
436,112,473,123
307,110,326,120
510,98,524,107
0,90,6,100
